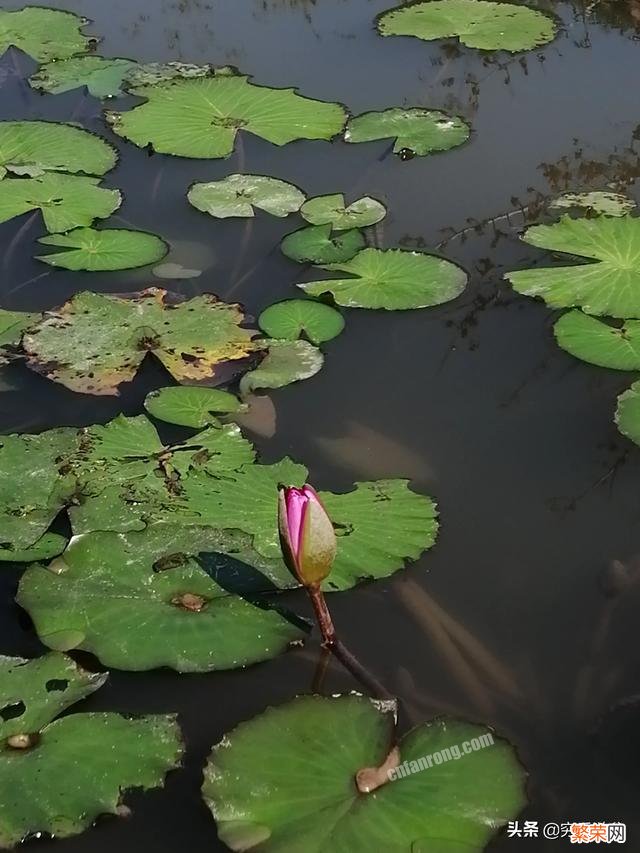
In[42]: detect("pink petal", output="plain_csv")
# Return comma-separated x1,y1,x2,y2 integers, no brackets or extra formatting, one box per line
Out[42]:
285,488,307,556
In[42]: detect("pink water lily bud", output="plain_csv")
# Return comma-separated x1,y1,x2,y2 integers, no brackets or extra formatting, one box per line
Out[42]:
278,484,337,587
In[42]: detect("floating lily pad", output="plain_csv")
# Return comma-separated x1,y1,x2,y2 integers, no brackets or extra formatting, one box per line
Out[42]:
258,299,345,344
0,7,93,63
0,121,117,179
0,653,182,848
300,194,386,230
106,74,347,158
152,261,202,280
281,224,365,264
30,56,138,98
616,382,640,446
0,174,121,233
203,694,526,852
188,175,305,219
299,248,467,310
554,311,640,370
23,289,259,395
17,525,306,672
377,0,556,52
145,386,246,428
345,108,470,157
0,533,67,563
239,340,323,396
549,191,636,218
320,480,438,591
506,215,640,318
36,227,167,271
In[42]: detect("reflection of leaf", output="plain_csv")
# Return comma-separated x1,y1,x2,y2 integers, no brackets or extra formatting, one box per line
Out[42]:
506,215,640,318
23,289,259,395
320,480,438,591
300,248,467,310
0,174,120,233
0,7,93,62
239,340,323,396
377,0,556,52
107,74,347,158
554,310,640,370
18,525,306,672
36,228,167,271
0,654,182,848
345,108,469,157
0,121,116,178
188,175,305,219
145,386,245,428
615,381,640,446
30,56,137,98
203,694,526,852
282,224,365,264
301,194,386,230
258,299,345,344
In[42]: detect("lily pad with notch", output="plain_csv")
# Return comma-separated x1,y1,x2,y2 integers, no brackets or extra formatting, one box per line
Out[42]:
258,299,345,345
145,386,246,428
554,310,640,370
345,108,469,158
281,224,365,264
0,7,94,63
203,693,526,852
299,247,467,310
29,56,138,99
239,340,323,396
188,175,305,219
0,652,183,848
300,194,386,230
36,227,167,271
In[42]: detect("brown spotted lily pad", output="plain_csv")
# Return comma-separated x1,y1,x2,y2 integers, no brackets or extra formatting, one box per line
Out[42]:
22,288,260,395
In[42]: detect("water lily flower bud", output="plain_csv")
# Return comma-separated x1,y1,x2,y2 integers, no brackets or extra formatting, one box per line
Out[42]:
278,484,337,587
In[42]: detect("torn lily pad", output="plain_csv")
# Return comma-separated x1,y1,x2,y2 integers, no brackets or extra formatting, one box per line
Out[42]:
300,194,386,230
549,191,636,218
377,0,557,52
203,694,526,852
281,224,365,264
36,227,167,271
0,121,117,179
616,382,640,446
23,289,259,395
554,311,640,370
506,215,640,318
299,247,467,310
106,74,347,158
0,533,67,563
30,56,138,99
0,7,93,63
17,526,306,671
145,386,246,428
239,340,323,396
0,174,121,233
188,175,305,219
0,653,182,847
258,299,345,345
345,108,469,157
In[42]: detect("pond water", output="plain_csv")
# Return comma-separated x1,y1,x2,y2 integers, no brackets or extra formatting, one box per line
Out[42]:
1,0,640,849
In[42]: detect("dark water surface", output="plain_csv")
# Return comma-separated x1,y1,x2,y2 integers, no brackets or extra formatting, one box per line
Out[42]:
2,0,640,849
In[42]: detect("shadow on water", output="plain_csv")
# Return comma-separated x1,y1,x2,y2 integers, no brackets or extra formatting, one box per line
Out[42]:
1,0,640,849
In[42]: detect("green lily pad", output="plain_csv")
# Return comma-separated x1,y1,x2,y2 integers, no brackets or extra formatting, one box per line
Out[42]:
345,108,470,157
0,7,93,62
30,56,138,99
320,480,438,591
549,191,636,218
299,247,467,310
258,299,345,344
36,227,167,271
145,386,246,428
106,74,347,158
0,654,182,848
203,694,526,852
0,173,121,233
616,382,640,446
188,175,305,219
0,121,117,179
506,215,640,319
0,533,67,563
239,340,323,396
554,310,640,370
300,194,386,230
281,224,365,264
17,525,306,672
377,0,557,52
0,308,37,363
23,289,259,395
